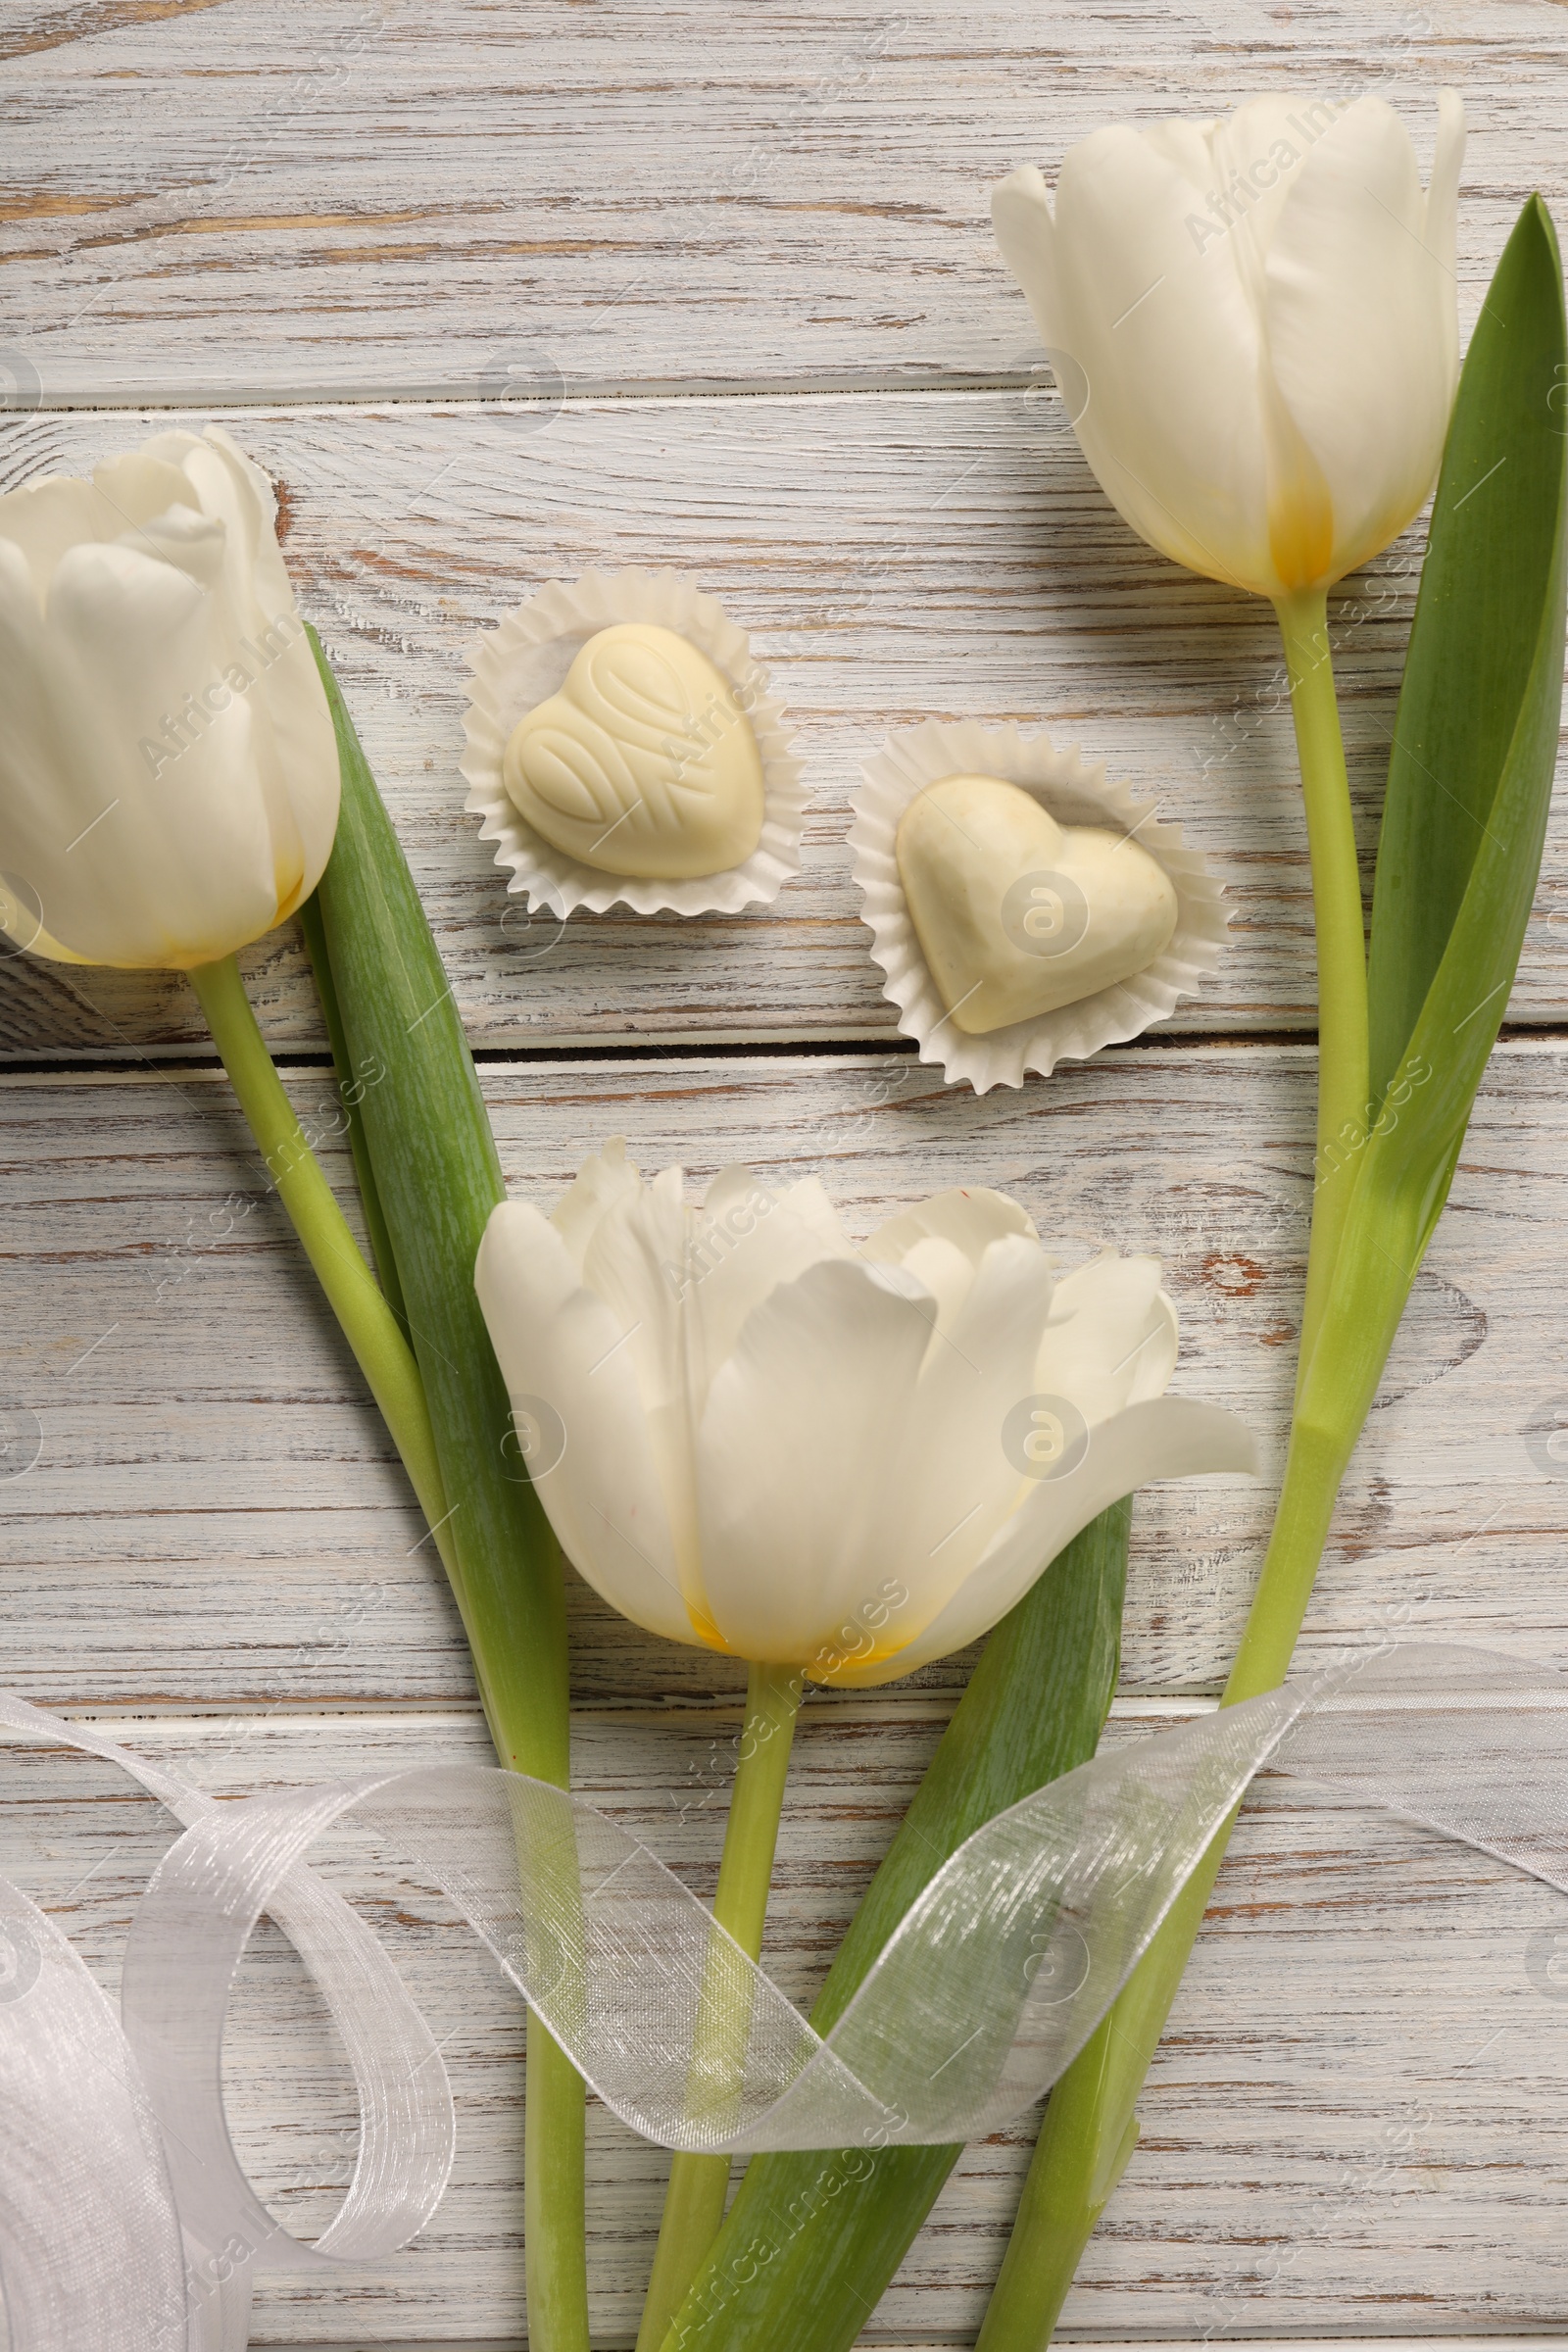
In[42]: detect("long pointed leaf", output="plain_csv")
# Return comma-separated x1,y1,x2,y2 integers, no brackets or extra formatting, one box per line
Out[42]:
306,631,570,1783
1311,197,1568,1434
1367,195,1568,1105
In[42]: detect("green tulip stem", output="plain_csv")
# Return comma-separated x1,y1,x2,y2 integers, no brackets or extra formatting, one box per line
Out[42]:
187,952,457,1592
527,2015,591,2352
636,1660,804,2352
1274,586,1370,1388
971,586,1373,2352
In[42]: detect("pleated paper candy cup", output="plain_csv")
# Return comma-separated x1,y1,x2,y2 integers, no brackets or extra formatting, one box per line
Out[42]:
461,567,807,917
850,720,1230,1094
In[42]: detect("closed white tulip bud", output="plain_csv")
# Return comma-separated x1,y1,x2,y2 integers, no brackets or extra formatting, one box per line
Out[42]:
992,90,1465,602
475,1142,1257,1685
0,425,338,968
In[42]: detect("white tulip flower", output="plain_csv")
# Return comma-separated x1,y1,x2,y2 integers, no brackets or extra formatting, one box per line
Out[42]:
475,1142,1257,1686
0,425,337,968
992,91,1465,601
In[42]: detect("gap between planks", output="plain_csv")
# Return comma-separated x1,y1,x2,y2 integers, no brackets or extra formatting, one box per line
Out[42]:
7,1029,1568,1095
21,1694,1221,1732
0,1034,1321,1087
16,369,1076,414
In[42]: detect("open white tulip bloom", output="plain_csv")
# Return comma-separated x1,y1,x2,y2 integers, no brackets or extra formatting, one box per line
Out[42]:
476,1143,1258,1686
992,91,1465,601
0,425,337,968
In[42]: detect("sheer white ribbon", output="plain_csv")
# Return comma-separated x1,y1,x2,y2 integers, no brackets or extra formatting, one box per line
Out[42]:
2,1642,1566,2351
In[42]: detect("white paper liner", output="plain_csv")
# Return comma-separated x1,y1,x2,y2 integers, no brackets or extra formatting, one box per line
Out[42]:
461,567,806,916
850,720,1230,1094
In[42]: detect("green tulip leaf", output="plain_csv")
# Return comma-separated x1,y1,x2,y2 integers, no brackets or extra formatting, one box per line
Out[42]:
1367,194,1568,1119
1307,190,1568,1428
304,630,571,1784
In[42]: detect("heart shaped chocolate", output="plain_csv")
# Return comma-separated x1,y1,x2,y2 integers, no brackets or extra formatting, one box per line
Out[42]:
896,773,1178,1034
502,622,765,880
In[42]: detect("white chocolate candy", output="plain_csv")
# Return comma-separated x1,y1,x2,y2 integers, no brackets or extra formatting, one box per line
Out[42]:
502,623,765,880
896,773,1179,1035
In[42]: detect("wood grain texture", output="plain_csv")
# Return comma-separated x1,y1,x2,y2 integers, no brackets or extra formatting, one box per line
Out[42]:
1,393,1566,1058
9,1,1568,2337
1,0,1564,400
1,1043,1564,1715
8,1698,1568,2344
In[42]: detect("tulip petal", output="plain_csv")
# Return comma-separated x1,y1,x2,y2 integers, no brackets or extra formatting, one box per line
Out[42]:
874,1233,1059,1633
1034,1250,1177,1421
1266,94,1462,579
564,1167,710,1606
137,425,295,630
550,1136,646,1270
126,505,229,597
864,1184,1038,1268
0,475,127,608
1203,96,1328,262
991,165,1058,312
696,1258,936,1663
34,539,282,967
683,1169,856,1400
831,1396,1260,1686
474,1201,696,1648
112,431,334,933
1424,90,1466,384
0,539,262,966
89,453,203,536
0,543,90,961
127,430,207,471
256,621,339,919
190,429,296,631
579,1163,690,1419
0,538,60,811
743,1171,855,1266
896,1236,979,1358
998,126,1279,592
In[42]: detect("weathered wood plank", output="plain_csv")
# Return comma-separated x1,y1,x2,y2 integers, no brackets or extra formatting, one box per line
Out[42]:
8,3,1568,2340
1,0,1563,400
7,1698,1567,2343
1,393,1566,1056
1,1044,1562,1711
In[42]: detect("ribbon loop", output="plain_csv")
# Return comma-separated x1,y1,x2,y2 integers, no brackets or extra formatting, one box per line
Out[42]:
2,1642,1568,2349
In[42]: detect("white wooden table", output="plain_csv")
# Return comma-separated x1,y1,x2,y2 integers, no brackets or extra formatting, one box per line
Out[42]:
6,4,1568,2344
